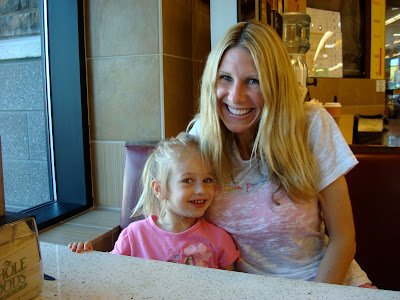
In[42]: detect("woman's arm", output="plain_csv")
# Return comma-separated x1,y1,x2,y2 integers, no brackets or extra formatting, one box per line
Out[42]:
314,175,356,284
221,263,235,271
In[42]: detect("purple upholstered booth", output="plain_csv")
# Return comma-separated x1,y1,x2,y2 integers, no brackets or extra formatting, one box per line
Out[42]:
120,140,158,230
345,150,400,291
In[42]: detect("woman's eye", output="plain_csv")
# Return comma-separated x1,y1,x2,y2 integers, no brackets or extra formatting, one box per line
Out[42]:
183,179,192,183
204,178,213,183
249,78,259,84
220,75,232,81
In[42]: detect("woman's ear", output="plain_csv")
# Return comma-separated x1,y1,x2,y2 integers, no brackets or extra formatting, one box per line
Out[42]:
151,180,163,200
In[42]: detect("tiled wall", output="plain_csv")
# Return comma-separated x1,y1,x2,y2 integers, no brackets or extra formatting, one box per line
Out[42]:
308,78,386,115
162,0,210,137
85,0,210,208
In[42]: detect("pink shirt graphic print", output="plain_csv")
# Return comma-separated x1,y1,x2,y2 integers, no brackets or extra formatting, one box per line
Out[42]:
111,215,239,269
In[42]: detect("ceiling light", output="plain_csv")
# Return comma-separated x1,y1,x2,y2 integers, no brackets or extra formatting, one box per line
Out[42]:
386,13,400,25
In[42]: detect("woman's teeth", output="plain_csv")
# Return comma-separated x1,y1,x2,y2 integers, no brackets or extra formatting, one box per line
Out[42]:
227,106,251,115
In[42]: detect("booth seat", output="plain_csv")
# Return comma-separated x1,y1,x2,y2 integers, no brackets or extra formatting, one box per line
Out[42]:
345,150,400,291
120,141,158,230
120,141,400,291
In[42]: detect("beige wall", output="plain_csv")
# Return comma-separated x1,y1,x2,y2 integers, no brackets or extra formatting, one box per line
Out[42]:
162,0,210,137
308,78,386,115
308,78,387,144
84,0,210,208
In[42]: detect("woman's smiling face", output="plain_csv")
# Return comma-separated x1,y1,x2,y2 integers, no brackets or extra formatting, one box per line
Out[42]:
216,46,264,139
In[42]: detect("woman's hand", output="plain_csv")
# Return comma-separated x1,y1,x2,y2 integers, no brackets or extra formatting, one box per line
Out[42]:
315,175,356,284
68,241,93,253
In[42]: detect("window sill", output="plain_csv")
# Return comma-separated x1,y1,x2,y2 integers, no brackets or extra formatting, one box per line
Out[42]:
38,207,121,252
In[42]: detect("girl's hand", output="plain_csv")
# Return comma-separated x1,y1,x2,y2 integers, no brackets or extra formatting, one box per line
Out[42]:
359,283,378,289
68,241,93,253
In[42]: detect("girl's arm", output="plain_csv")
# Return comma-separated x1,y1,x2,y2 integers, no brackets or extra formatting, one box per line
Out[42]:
314,175,356,284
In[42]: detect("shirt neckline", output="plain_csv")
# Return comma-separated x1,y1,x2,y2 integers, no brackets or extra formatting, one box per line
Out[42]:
149,215,202,236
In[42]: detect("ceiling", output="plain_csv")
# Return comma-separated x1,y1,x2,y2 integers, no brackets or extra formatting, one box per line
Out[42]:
385,0,400,50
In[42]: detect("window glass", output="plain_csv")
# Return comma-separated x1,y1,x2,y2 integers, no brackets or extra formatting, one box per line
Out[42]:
0,0,92,230
0,0,52,212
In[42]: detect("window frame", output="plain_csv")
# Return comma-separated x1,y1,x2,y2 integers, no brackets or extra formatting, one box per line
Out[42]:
21,0,93,230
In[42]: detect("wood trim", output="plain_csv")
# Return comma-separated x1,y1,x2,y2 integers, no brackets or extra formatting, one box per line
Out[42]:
364,0,371,78
284,0,306,13
0,137,4,217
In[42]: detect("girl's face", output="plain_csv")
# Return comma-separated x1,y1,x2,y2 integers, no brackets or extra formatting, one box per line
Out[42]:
216,46,264,139
164,152,215,225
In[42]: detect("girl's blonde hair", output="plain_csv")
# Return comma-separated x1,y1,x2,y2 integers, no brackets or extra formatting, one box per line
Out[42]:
189,21,320,203
131,132,214,218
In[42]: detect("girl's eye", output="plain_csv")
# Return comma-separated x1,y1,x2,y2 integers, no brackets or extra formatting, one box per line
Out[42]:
183,179,193,183
204,178,213,183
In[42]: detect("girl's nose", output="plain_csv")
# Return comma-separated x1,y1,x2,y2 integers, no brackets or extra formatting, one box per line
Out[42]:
228,82,246,104
195,182,206,194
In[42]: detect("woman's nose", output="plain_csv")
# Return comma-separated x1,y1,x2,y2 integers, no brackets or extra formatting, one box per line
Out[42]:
228,82,246,104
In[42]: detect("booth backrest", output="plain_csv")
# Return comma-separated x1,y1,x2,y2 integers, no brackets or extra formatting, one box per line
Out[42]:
120,143,400,291
345,151,400,291
120,141,157,230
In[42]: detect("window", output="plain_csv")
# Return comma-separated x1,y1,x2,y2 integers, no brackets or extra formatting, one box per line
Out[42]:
0,1,49,213
0,0,92,230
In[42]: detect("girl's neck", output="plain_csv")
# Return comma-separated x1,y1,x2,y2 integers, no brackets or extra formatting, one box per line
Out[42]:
156,215,198,233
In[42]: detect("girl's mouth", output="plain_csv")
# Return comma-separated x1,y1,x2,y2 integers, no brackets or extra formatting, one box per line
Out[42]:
189,200,206,208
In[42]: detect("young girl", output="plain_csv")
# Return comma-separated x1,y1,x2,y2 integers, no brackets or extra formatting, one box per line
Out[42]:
69,132,239,270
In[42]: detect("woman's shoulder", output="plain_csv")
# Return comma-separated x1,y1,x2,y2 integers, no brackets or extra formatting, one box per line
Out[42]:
303,103,340,137
304,103,328,125
188,118,201,137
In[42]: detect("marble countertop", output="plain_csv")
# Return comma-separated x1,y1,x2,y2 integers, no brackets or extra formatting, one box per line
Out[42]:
36,242,399,299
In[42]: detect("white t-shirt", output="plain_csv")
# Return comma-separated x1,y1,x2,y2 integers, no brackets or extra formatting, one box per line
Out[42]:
189,105,370,286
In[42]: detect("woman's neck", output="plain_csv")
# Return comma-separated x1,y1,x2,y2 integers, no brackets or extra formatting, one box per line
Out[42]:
235,132,255,160
156,215,198,233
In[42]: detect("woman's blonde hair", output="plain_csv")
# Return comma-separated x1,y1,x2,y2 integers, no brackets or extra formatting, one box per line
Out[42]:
190,21,320,203
131,132,214,218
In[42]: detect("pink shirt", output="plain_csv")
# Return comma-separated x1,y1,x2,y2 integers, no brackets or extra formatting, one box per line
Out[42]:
111,215,239,269
190,106,370,286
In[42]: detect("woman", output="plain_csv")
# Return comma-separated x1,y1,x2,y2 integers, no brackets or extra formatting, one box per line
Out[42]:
189,21,374,287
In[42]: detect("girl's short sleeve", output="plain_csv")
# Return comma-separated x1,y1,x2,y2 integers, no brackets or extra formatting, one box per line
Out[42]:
110,227,132,256
217,229,240,268
306,106,358,191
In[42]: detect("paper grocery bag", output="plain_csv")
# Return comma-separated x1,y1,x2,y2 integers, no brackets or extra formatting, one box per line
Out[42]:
0,216,43,300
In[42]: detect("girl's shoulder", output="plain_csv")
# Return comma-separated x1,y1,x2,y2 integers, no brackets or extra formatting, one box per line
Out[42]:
123,216,153,232
199,218,231,237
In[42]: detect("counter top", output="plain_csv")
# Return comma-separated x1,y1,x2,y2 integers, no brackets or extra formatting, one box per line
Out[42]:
35,242,399,299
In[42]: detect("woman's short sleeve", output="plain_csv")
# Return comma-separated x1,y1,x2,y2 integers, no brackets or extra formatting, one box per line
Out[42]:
306,106,358,191
188,119,201,137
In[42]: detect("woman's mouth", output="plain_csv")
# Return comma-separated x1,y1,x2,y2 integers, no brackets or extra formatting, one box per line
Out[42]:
227,105,252,116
